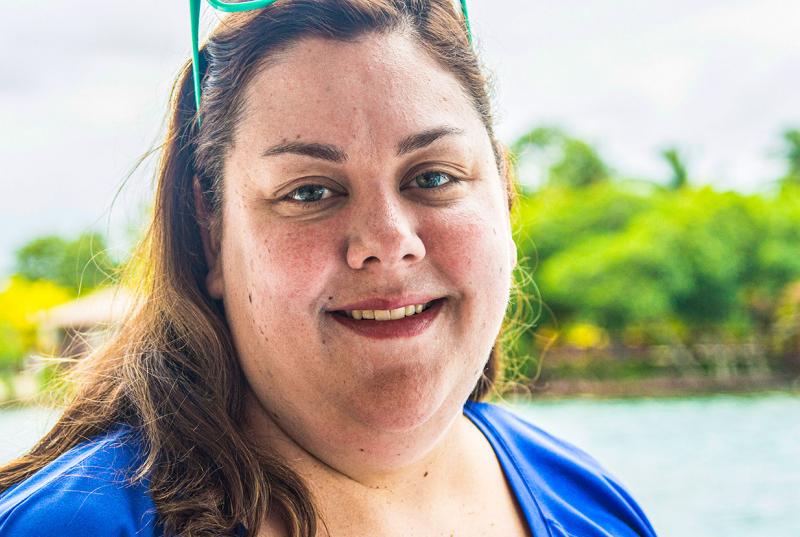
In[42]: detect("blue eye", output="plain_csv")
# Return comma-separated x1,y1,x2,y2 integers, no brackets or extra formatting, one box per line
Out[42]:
287,184,333,204
413,171,454,189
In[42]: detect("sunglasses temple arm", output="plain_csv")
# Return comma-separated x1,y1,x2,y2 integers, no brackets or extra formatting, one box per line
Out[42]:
190,0,203,126
459,0,473,45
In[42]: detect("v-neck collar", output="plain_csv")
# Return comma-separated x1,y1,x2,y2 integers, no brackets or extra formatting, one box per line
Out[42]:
463,401,553,537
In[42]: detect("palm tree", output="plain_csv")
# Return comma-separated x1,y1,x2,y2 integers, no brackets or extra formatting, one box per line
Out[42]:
780,129,800,186
660,147,688,190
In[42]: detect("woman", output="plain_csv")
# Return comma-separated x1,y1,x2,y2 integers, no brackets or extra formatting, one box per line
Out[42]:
0,1,658,536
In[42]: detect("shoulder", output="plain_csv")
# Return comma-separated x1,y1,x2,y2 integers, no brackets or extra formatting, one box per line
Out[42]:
465,401,658,537
0,426,160,537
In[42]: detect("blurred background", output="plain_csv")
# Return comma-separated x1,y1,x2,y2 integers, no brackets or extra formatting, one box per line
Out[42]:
1,1,799,535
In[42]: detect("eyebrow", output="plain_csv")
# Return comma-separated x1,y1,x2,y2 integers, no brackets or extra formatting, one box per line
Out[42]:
260,126,465,163
262,141,347,163
396,126,465,156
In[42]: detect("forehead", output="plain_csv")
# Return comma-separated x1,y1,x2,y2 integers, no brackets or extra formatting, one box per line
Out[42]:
234,32,484,153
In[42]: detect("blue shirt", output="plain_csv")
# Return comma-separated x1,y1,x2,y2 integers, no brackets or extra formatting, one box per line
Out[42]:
0,402,658,536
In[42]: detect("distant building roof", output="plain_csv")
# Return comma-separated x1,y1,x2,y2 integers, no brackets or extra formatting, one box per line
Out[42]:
39,286,134,330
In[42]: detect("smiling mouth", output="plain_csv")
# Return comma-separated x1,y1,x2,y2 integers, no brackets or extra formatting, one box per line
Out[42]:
331,298,443,321
328,298,446,339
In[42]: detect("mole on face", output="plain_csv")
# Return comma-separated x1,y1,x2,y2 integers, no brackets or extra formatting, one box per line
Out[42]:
248,292,253,304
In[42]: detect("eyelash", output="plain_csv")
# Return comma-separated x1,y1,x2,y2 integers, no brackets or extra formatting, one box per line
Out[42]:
282,170,462,208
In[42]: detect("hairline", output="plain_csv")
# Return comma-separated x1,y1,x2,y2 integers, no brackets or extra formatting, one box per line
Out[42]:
223,26,494,170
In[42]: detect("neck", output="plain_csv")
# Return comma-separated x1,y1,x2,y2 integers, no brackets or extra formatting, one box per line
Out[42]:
243,392,476,497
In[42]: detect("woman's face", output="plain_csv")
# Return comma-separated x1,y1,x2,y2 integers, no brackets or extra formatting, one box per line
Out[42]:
206,31,516,465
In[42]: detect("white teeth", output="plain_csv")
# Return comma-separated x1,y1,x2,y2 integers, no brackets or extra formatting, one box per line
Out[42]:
345,302,432,320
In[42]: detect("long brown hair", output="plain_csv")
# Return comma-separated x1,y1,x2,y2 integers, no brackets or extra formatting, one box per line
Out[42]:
0,1,520,535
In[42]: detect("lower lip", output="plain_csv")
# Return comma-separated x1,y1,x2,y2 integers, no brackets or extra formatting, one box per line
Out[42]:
328,299,445,340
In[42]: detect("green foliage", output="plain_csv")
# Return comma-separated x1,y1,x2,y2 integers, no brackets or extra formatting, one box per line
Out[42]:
14,232,118,294
507,124,800,369
514,182,800,358
548,138,609,188
513,182,654,262
661,147,689,190
511,126,609,189
780,129,800,185
0,321,24,371
537,219,692,332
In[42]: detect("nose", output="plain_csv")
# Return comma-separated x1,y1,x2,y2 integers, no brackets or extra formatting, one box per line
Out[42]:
345,192,426,271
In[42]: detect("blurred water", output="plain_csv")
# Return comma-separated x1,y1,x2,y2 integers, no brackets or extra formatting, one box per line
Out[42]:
512,393,800,537
0,406,62,462
2,393,798,536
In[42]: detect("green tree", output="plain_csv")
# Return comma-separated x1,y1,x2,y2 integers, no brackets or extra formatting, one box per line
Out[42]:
511,127,609,189
749,185,800,296
14,232,118,294
513,181,653,262
548,138,609,188
536,209,694,334
779,129,800,186
661,147,689,190
515,185,797,341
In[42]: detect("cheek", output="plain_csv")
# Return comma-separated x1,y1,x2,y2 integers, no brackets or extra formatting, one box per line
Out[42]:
422,205,512,299
230,220,345,384
228,217,344,365
420,206,512,389
245,223,341,305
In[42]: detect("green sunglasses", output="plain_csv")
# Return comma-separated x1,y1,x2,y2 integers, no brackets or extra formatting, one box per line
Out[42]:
188,0,473,122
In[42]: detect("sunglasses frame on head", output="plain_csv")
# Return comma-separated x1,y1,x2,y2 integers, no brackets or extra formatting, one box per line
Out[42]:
188,0,473,126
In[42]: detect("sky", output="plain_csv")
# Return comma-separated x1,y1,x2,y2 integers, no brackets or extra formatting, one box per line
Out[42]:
1,0,799,276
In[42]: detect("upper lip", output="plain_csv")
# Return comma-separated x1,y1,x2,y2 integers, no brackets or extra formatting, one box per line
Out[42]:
326,296,443,312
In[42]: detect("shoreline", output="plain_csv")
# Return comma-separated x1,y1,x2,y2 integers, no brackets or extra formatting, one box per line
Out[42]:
519,373,800,400
2,373,799,408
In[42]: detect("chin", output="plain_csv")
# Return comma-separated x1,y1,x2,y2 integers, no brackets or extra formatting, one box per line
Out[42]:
349,364,455,433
